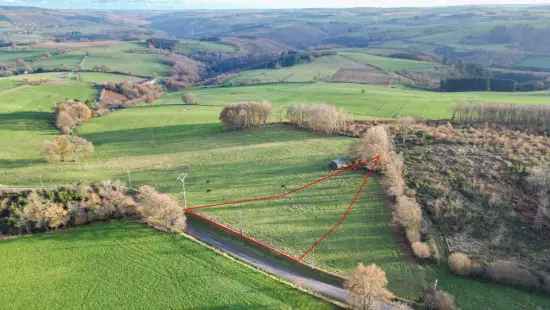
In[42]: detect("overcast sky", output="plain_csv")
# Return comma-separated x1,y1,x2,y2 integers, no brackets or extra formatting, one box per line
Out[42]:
3,0,550,9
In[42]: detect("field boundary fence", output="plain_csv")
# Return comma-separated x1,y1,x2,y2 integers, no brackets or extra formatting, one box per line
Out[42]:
184,156,379,280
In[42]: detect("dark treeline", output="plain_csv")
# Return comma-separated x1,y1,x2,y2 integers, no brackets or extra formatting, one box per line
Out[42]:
441,78,516,92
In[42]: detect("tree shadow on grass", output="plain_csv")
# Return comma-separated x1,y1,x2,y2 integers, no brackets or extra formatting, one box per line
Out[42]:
0,111,54,132
81,123,337,157
0,158,45,169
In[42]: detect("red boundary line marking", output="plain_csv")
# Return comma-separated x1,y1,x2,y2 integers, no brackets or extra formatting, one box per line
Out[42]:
187,155,380,212
186,210,304,264
298,174,370,261
188,168,348,211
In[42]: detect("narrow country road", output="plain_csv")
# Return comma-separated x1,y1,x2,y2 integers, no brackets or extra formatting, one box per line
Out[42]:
185,219,349,304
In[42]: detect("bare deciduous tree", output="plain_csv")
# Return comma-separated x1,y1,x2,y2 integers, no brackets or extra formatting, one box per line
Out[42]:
219,101,272,130
345,263,394,310
287,104,349,134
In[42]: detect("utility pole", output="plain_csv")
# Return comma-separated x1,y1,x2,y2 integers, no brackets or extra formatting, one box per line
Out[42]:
177,171,189,209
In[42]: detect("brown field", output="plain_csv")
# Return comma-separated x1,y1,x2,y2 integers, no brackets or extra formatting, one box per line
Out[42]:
331,66,401,85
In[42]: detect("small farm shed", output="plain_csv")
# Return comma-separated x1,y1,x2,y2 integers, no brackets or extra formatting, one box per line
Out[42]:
329,157,351,170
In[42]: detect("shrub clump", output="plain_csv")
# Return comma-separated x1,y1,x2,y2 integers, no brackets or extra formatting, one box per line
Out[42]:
13,191,70,232
411,241,431,259
448,252,473,276
394,196,422,241
350,125,393,171
55,101,93,134
1,182,186,236
485,260,540,289
136,185,186,233
42,135,94,163
424,287,457,310
181,92,198,105
219,101,272,130
287,103,348,134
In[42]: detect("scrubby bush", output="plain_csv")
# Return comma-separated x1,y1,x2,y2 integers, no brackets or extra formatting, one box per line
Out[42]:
485,260,540,289
12,192,70,232
42,135,94,163
384,153,406,198
424,287,457,310
91,180,136,220
350,125,392,170
412,241,431,259
527,166,550,230
448,252,473,276
394,196,422,234
1,181,188,236
287,104,349,134
56,111,77,134
219,101,272,130
43,203,70,229
54,101,93,134
182,92,198,105
345,263,394,310
136,185,186,233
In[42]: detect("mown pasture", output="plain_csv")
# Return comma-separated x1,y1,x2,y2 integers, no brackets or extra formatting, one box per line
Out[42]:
0,221,331,309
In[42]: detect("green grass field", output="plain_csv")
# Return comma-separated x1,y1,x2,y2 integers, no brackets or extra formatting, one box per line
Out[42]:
0,221,331,309
0,48,47,63
200,173,550,309
2,75,550,309
228,52,440,86
338,52,437,72
227,54,361,85
184,83,550,119
79,42,171,77
2,42,171,77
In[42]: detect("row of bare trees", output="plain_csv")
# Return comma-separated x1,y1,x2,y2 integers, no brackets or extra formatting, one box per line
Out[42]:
350,125,433,260
219,101,272,130
453,103,550,132
287,104,349,134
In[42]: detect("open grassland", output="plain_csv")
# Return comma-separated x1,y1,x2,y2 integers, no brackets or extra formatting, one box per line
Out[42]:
201,175,550,309
172,82,550,119
1,42,171,78
0,48,47,63
227,54,361,84
78,42,171,77
2,78,550,309
228,52,440,85
175,39,238,55
338,52,437,72
0,221,331,310
201,174,430,300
